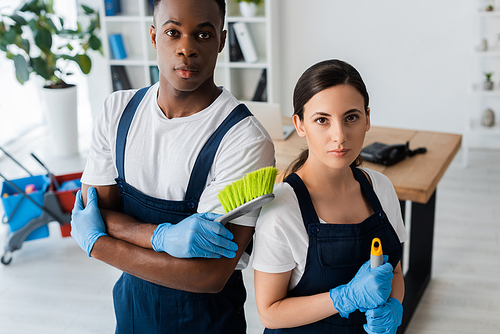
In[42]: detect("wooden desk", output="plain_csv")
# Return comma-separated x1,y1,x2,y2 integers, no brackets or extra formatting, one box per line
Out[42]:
274,124,462,333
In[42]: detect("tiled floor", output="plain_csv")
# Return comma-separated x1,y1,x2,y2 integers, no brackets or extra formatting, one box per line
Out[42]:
0,128,499,333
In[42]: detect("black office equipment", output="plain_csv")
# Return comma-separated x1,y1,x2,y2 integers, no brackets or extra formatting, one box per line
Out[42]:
361,141,427,166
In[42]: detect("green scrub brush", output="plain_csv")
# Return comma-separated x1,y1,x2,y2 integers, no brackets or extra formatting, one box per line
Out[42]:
215,166,278,224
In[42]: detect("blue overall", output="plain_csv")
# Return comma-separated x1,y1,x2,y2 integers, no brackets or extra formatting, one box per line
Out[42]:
112,87,252,334
265,167,402,333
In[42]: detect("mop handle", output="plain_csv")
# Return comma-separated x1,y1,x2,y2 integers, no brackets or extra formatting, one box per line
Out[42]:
0,173,61,223
30,153,60,189
0,146,32,176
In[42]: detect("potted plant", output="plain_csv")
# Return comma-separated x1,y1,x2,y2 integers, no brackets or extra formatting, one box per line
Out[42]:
484,72,494,90
235,0,264,17
0,0,102,157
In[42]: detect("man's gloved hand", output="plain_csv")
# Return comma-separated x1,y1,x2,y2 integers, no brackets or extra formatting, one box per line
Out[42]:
330,256,393,318
70,187,107,257
364,298,403,334
150,212,238,259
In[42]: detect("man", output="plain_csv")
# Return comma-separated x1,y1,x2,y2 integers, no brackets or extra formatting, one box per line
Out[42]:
70,0,275,332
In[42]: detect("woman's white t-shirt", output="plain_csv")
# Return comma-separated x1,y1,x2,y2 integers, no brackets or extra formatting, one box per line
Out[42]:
252,168,408,290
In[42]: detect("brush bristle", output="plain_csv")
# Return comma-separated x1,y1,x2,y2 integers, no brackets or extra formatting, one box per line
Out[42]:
218,166,278,213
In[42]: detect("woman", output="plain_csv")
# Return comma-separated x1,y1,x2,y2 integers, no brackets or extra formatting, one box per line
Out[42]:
252,59,408,333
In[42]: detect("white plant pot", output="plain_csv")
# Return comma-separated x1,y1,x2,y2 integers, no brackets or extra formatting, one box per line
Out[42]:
483,81,494,91
39,85,79,157
239,2,257,17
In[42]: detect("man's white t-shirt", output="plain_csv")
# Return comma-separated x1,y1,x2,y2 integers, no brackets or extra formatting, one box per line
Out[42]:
82,83,275,268
252,168,408,290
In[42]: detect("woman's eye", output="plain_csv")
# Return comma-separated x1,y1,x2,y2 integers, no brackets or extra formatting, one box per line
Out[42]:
346,114,359,122
315,117,328,124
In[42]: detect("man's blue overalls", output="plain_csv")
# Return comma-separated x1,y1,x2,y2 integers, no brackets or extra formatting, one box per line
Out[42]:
112,87,251,333
264,167,402,333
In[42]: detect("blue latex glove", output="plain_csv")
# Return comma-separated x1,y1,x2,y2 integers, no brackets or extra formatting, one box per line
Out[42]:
364,298,403,334
151,212,238,259
70,187,107,257
330,256,393,318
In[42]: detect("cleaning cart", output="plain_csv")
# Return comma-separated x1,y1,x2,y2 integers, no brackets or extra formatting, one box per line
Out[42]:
0,148,81,265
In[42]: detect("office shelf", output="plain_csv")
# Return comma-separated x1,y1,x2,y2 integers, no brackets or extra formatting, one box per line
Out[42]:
97,0,280,105
465,1,500,166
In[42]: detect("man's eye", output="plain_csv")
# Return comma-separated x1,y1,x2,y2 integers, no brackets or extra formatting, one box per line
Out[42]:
198,32,212,40
166,29,179,37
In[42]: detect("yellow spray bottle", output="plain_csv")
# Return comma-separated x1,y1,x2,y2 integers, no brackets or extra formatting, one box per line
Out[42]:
370,238,383,269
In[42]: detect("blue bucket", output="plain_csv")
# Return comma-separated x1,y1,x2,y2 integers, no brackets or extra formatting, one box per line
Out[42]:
1,175,50,241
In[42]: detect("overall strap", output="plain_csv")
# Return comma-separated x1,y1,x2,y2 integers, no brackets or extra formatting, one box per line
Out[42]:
283,173,320,227
184,104,252,201
115,86,150,180
351,166,383,213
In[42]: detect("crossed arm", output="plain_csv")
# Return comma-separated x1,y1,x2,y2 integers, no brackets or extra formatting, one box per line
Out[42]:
80,183,254,293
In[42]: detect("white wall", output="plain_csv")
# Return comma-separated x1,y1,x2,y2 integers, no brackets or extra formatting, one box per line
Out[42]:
276,0,475,134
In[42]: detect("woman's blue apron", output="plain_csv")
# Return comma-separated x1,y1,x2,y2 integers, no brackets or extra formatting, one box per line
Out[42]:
265,167,402,333
112,86,252,334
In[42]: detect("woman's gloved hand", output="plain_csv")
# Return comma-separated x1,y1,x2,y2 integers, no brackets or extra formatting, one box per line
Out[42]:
150,213,239,259
70,187,107,257
330,256,393,318
363,298,403,334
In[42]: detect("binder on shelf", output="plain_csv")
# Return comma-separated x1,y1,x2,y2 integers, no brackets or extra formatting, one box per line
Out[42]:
111,66,132,91
109,34,127,60
252,69,267,102
148,0,154,15
228,23,244,62
150,66,159,84
105,0,121,16
232,22,258,63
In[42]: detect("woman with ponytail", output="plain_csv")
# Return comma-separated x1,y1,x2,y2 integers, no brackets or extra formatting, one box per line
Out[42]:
252,59,408,333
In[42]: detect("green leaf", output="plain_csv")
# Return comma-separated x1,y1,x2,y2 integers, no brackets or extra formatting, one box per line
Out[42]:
10,14,27,26
75,54,92,74
31,56,51,80
2,28,18,44
20,38,30,54
62,54,92,74
87,20,97,34
81,5,94,15
6,50,15,59
89,35,101,51
27,18,37,31
47,17,58,33
58,28,78,38
0,43,7,52
34,28,52,53
13,54,29,84
20,0,36,13
11,23,23,35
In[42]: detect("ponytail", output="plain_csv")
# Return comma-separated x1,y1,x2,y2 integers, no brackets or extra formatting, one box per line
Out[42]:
283,149,309,179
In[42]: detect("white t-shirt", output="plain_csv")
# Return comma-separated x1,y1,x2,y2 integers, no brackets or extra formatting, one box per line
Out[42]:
252,168,409,290
82,83,275,268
